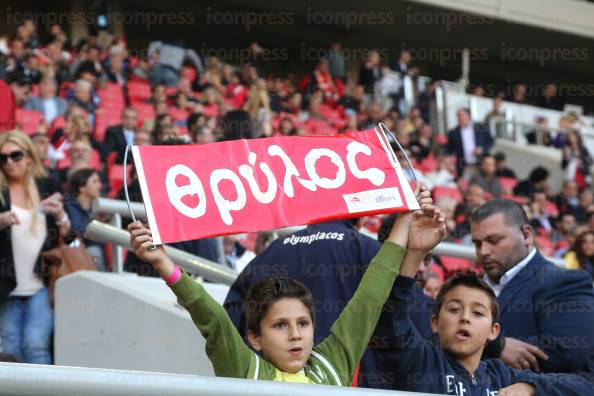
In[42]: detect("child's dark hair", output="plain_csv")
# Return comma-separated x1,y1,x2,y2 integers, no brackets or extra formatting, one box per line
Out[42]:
68,168,97,197
245,277,315,336
433,270,500,324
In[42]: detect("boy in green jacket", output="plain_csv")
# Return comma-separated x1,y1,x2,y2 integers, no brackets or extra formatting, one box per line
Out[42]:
128,189,445,386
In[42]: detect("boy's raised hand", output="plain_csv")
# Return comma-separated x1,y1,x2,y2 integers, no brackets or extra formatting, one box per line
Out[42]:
408,187,447,254
128,221,175,278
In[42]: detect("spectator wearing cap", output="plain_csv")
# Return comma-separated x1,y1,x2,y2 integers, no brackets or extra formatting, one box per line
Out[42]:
446,108,493,179
24,77,68,124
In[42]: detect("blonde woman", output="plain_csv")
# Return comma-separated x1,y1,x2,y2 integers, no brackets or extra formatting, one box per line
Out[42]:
244,79,271,137
0,130,70,364
49,108,92,162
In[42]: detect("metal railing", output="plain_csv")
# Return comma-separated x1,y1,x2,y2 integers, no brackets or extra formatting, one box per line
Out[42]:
91,197,147,220
490,118,594,144
0,363,443,396
84,211,565,279
85,220,237,285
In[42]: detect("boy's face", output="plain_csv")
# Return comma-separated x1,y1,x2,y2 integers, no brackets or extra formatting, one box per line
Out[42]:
247,298,314,373
431,286,500,360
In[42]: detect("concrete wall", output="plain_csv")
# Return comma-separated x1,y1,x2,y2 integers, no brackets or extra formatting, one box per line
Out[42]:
492,139,564,191
55,271,230,375
411,0,594,39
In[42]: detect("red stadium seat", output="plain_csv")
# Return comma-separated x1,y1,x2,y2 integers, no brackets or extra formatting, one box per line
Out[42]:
498,176,518,194
98,83,125,107
535,236,554,257
56,149,102,170
30,84,40,96
15,108,43,135
201,103,219,117
108,164,132,198
181,66,197,82
418,155,438,173
169,107,188,123
303,118,335,136
432,186,463,204
132,103,156,123
94,111,121,143
58,81,75,98
438,256,473,277
500,194,529,205
127,80,151,104
48,116,65,139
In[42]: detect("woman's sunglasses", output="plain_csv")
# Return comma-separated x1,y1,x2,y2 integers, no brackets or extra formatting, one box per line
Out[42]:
0,150,25,165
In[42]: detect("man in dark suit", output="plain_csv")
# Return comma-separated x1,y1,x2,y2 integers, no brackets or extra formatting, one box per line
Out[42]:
471,198,594,375
103,107,138,163
447,108,494,178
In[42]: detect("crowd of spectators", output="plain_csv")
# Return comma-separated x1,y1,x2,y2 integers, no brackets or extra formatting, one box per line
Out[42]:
1,20,594,374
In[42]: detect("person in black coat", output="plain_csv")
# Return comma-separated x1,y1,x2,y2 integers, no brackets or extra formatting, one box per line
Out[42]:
446,108,494,178
103,107,139,163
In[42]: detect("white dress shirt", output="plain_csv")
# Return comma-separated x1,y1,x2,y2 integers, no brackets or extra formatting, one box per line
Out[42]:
484,248,537,297
461,123,477,165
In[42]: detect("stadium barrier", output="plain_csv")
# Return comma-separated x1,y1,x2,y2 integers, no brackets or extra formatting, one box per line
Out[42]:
85,219,238,285
0,362,444,396
86,199,566,275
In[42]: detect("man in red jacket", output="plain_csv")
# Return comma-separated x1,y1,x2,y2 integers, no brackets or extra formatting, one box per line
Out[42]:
0,74,31,132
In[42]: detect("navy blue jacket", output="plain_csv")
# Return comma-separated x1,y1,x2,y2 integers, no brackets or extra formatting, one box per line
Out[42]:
484,251,594,375
446,123,493,175
376,276,594,395
223,220,433,388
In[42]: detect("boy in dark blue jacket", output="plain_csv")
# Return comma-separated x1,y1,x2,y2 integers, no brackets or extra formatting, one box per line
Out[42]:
376,248,594,395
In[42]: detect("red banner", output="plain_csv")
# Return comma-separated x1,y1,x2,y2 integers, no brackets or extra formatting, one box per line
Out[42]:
131,128,418,244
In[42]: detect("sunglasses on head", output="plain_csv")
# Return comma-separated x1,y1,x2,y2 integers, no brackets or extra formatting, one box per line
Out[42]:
0,150,25,165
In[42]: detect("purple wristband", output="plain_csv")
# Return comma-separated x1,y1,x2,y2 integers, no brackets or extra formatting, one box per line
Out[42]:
164,265,182,285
